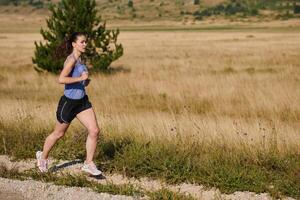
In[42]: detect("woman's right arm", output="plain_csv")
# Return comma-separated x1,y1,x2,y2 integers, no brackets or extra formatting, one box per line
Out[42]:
58,57,88,84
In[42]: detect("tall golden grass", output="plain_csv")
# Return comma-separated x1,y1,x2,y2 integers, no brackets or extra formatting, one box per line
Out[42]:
1,30,299,154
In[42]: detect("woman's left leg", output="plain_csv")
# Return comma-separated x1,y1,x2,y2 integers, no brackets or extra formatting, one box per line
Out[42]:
76,107,100,163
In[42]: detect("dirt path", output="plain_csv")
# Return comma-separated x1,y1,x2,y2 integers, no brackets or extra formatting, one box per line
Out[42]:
0,155,295,200
0,177,137,200
0,187,25,200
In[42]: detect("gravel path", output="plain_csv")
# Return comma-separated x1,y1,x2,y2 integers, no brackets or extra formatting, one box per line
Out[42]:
0,187,24,200
0,155,296,200
0,177,137,200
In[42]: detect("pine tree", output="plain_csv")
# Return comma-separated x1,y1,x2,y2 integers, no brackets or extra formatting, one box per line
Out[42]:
194,0,200,5
32,0,123,74
127,0,133,8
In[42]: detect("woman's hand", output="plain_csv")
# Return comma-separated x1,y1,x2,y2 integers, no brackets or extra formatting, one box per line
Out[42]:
80,71,89,81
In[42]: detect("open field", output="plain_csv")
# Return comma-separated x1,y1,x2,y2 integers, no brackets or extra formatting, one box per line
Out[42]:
1,30,300,147
0,15,300,199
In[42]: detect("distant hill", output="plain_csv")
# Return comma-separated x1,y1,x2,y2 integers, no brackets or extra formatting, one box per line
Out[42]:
0,0,299,21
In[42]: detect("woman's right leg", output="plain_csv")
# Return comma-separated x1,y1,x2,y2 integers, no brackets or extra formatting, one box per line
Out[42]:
41,121,70,159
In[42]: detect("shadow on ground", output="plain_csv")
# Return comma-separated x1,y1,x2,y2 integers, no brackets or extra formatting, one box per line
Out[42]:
48,159,83,172
48,159,106,180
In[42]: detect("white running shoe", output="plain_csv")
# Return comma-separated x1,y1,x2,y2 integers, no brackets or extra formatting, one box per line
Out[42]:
36,151,48,172
81,161,102,176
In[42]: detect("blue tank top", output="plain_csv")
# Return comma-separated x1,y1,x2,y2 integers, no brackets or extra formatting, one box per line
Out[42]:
64,54,88,99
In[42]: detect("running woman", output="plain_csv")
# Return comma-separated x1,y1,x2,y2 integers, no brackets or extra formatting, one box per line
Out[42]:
36,32,102,176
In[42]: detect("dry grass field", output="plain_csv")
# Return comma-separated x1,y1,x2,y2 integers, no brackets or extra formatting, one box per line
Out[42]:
1,26,299,151
0,13,300,198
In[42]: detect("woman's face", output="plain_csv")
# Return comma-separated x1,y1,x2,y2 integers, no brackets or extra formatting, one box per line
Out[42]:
72,35,87,53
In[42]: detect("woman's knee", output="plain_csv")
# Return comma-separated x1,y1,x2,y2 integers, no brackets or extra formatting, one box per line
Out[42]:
89,127,100,138
52,130,65,139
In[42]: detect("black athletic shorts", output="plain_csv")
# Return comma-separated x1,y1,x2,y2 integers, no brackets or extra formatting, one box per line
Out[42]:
56,95,92,124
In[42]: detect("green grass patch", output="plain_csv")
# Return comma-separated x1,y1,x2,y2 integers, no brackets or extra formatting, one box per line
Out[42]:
103,140,300,199
0,121,299,199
